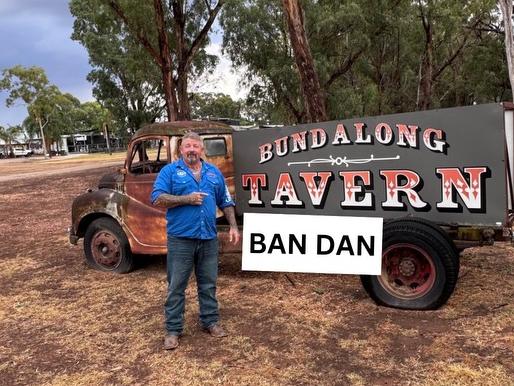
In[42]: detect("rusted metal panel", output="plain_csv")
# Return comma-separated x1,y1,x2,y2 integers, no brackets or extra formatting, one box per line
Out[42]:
71,122,238,255
217,225,243,253
131,121,232,142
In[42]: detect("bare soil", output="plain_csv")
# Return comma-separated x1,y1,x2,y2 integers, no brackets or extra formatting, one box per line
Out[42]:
0,159,512,385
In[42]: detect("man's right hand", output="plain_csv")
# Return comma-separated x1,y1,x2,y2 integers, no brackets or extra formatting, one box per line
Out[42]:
189,192,208,205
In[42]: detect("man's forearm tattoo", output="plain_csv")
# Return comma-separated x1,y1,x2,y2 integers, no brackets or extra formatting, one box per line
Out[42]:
154,194,192,208
222,206,238,228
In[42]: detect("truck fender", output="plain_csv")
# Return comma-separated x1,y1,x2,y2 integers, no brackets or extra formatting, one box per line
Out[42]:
71,189,131,244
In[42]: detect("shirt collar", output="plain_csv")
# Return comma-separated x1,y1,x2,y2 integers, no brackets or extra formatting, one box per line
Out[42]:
177,157,205,170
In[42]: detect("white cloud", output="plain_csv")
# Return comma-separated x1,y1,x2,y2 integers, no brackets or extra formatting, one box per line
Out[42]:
190,43,250,100
0,2,93,126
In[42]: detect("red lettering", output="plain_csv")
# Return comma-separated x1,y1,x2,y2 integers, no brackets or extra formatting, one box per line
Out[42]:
299,172,333,206
380,170,428,209
242,174,267,205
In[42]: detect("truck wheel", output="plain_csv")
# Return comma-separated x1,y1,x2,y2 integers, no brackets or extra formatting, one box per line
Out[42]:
386,217,460,262
360,220,459,310
84,217,134,273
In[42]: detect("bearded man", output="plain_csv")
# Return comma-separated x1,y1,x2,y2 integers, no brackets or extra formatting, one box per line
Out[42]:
151,132,239,350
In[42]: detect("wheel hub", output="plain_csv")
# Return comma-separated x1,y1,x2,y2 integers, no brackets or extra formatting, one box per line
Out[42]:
379,243,436,300
91,231,121,268
398,258,416,276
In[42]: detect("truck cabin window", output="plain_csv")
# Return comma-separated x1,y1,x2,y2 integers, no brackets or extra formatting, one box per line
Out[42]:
129,138,168,174
204,138,227,157
175,136,227,159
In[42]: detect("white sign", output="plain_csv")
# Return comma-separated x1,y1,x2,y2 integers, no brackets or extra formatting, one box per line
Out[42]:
242,213,383,275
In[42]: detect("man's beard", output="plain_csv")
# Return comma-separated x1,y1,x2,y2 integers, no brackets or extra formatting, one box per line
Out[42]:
185,152,199,164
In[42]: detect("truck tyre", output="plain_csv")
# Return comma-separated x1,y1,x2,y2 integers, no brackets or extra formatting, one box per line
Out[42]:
386,217,460,262
360,220,459,310
84,217,134,273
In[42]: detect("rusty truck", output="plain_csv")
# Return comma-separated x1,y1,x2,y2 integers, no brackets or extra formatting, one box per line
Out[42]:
69,103,514,310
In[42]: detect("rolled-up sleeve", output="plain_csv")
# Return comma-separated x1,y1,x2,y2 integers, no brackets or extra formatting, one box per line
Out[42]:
216,172,235,209
151,166,173,204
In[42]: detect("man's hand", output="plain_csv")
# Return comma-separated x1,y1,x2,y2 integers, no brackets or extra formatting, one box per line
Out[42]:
189,192,208,205
229,226,240,245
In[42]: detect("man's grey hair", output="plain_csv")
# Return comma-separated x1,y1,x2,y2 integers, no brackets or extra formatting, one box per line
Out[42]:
181,132,203,144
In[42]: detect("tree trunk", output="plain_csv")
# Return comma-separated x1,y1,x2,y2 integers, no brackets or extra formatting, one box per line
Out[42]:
417,8,434,111
500,0,514,101
171,1,189,120
103,123,112,155
37,116,49,159
176,74,191,120
161,65,178,121
109,0,223,122
171,0,223,121
154,0,179,121
282,0,327,123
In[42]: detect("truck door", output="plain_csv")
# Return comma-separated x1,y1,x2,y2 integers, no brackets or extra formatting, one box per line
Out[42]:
124,136,169,253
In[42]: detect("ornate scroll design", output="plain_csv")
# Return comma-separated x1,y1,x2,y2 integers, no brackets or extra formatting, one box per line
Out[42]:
288,154,400,168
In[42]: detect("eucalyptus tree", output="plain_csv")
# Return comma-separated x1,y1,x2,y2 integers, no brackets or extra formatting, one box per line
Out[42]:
0,66,55,157
222,0,307,123
499,0,514,101
77,101,116,153
190,92,241,119
282,0,327,122
222,0,372,123
70,0,164,132
72,0,223,121
412,0,499,110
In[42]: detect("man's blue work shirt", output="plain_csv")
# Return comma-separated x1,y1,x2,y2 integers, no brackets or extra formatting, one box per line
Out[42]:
151,158,235,240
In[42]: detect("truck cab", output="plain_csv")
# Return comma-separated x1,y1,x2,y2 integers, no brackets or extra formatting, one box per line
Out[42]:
69,121,237,273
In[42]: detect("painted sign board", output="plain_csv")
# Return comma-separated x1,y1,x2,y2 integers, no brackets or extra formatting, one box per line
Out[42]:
234,103,509,227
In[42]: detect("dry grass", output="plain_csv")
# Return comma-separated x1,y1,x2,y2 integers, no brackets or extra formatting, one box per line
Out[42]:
0,151,126,177
0,164,513,385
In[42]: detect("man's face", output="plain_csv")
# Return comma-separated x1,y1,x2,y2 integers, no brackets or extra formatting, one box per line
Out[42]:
180,138,203,166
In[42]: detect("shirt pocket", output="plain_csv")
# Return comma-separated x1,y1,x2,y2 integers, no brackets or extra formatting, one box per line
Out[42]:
171,176,190,195
203,175,220,197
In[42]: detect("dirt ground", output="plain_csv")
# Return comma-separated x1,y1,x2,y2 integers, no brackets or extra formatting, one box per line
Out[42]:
0,157,513,386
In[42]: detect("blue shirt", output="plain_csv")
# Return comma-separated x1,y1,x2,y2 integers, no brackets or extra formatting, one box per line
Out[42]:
151,158,235,239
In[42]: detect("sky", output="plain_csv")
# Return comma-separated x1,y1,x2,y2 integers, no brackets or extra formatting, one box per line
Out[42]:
0,1,245,128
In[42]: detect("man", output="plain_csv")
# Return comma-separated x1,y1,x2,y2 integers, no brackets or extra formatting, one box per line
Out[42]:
151,132,240,350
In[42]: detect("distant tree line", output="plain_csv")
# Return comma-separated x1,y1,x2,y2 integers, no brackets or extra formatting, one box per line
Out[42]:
0,65,114,156
69,0,512,127
222,0,510,123
2,0,512,149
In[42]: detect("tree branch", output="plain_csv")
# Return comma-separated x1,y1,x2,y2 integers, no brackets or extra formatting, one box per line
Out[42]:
324,48,364,89
106,0,162,66
184,0,225,72
270,78,304,123
432,18,481,81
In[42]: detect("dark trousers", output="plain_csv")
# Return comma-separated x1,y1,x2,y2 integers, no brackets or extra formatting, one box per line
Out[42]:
164,236,219,335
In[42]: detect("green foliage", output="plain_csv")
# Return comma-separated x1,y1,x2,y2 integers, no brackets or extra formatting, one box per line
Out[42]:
70,0,163,133
0,65,49,106
0,125,23,153
70,0,221,122
0,65,117,149
222,0,303,124
190,92,241,119
222,0,508,122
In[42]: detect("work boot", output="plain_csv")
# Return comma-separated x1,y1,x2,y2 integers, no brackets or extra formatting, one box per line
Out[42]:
204,324,228,338
164,334,179,350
